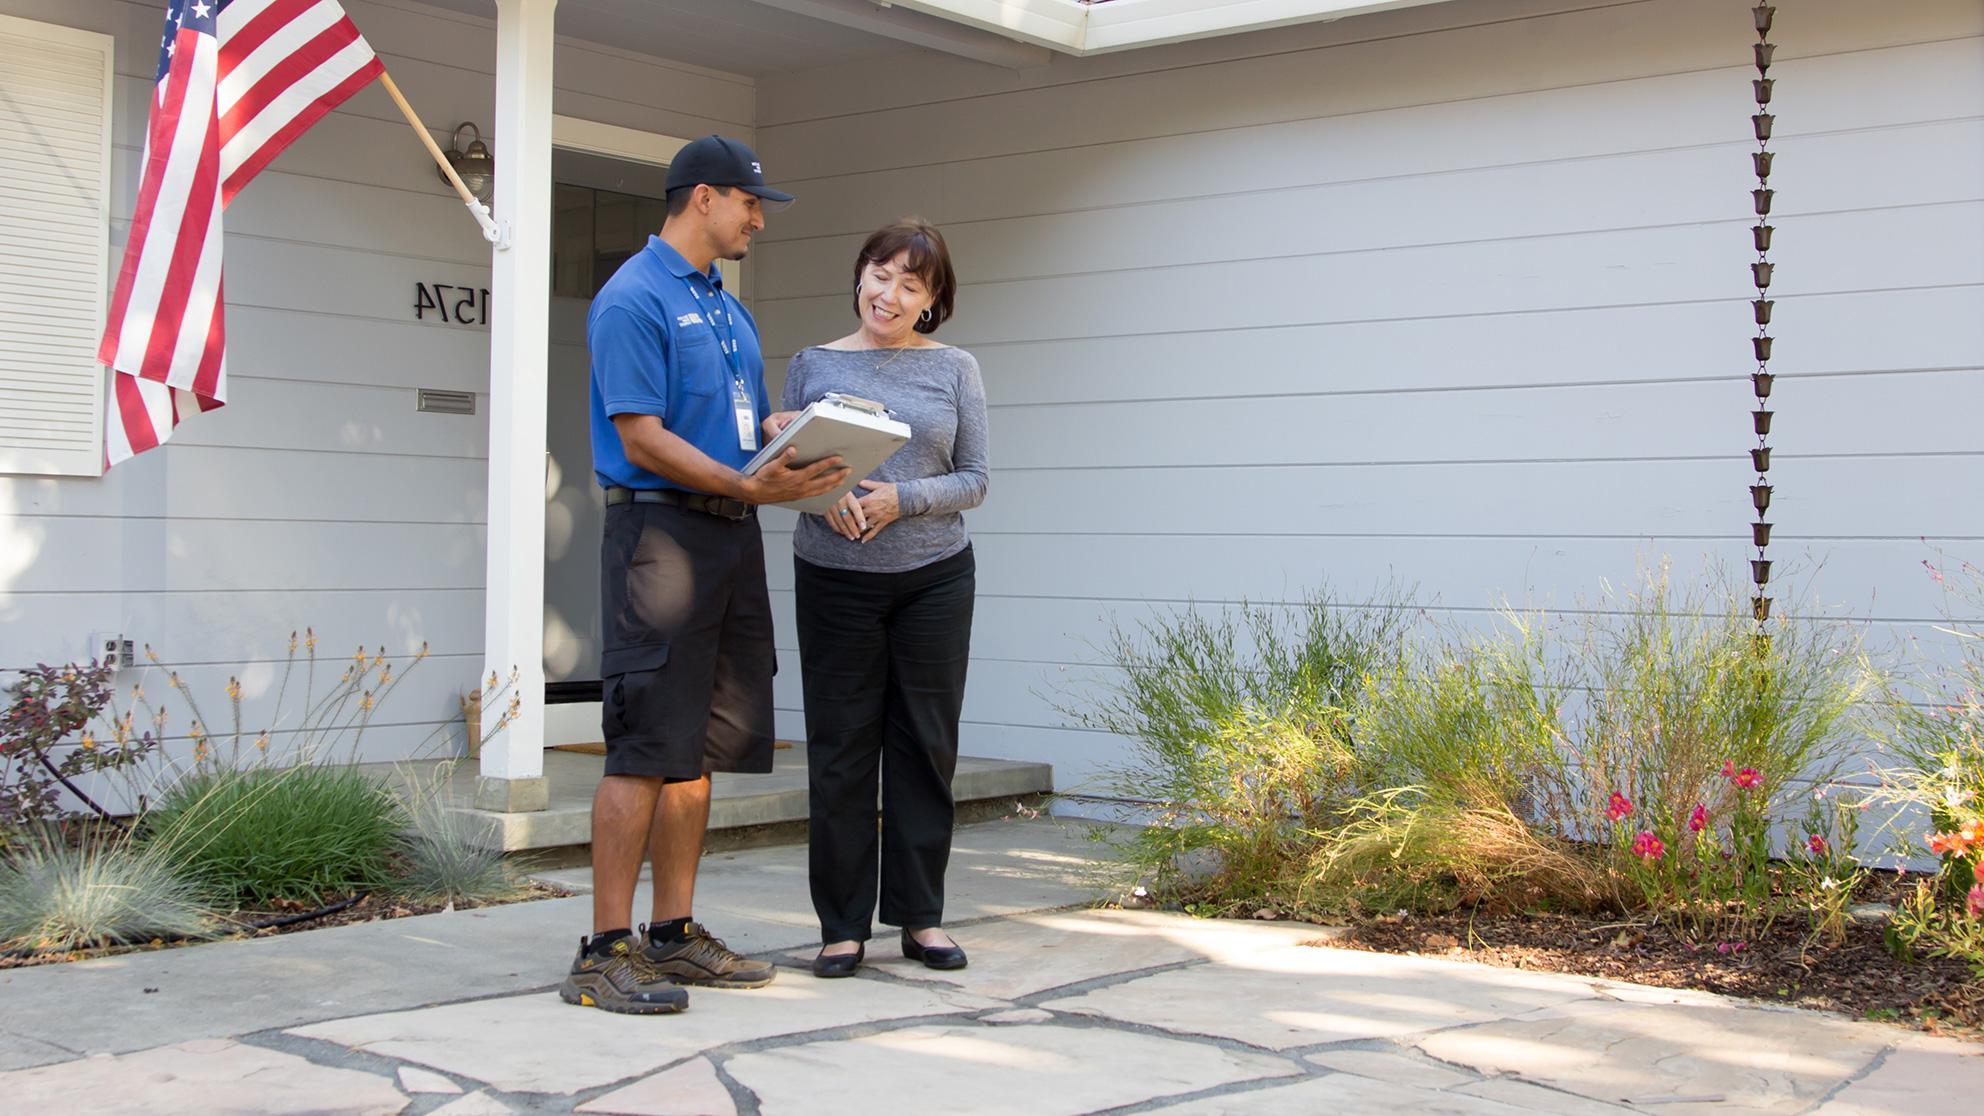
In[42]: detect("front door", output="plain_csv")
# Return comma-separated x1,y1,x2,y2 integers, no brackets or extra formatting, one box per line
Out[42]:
543,149,671,705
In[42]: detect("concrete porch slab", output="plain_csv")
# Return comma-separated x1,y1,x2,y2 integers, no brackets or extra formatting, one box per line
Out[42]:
366,748,1053,853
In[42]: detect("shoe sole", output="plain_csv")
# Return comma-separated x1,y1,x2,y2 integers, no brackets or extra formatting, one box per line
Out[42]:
558,978,689,1015
655,968,778,990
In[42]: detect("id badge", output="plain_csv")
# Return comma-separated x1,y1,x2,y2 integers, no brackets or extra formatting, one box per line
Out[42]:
732,380,759,452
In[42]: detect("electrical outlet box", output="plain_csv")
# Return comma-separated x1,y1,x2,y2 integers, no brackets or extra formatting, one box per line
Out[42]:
90,632,135,671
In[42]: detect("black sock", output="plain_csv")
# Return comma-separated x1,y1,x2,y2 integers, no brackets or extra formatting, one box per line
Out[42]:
586,928,633,956
648,917,691,944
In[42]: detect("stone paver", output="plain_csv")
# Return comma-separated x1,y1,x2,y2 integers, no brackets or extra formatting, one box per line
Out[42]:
290,980,999,1093
0,1038,407,1115
1416,998,1892,1114
576,1057,736,1116
816,908,1326,1000
1141,1073,1535,1115
6,817,1981,1116
430,1094,516,1115
1041,941,1596,1049
723,1022,1297,1116
1809,1034,1984,1116
399,1065,464,1094
1449,1078,1641,1115
1301,1046,1480,1088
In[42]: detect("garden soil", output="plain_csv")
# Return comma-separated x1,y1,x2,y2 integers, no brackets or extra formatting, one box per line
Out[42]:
1329,904,1982,1037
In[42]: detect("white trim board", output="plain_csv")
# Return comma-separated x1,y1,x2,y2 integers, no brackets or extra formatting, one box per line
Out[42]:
886,0,1466,55
550,117,743,290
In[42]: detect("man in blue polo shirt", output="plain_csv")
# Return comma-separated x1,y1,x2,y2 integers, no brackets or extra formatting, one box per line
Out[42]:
560,136,846,1015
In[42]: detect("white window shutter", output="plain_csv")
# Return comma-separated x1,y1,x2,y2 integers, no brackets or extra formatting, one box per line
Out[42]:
0,15,115,477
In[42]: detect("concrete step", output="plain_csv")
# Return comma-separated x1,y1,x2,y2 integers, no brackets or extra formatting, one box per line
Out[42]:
375,748,1054,854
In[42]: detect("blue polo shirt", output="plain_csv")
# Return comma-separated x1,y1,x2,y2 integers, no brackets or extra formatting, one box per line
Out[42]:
588,236,771,493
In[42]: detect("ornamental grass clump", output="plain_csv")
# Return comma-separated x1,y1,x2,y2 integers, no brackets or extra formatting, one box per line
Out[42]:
1574,571,1868,941
1303,615,1610,916
391,762,527,906
145,761,401,907
1064,591,1413,910
0,825,214,951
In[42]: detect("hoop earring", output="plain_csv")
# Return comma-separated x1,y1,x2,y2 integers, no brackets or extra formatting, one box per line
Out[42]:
919,307,933,323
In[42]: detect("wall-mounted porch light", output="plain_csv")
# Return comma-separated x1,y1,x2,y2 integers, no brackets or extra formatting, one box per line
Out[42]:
441,123,495,205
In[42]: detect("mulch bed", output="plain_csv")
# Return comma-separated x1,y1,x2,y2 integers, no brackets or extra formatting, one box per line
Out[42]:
1311,876,1983,1038
0,882,567,970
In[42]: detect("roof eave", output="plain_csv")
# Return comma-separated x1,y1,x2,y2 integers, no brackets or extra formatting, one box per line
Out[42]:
878,0,1464,57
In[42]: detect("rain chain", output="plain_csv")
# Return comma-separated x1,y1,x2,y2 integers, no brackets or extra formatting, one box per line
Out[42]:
1748,4,1777,641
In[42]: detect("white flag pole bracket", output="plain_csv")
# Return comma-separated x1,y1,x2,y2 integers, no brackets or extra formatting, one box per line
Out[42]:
380,71,513,252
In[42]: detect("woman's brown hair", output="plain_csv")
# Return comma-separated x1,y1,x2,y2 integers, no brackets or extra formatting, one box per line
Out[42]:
853,218,956,334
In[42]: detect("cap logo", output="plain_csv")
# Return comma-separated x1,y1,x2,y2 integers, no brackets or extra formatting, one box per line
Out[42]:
751,162,761,173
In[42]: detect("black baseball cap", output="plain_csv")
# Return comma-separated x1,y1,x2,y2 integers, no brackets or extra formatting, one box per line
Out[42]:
665,135,794,208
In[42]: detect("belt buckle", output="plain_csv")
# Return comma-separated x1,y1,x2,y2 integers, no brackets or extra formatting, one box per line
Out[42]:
713,497,750,521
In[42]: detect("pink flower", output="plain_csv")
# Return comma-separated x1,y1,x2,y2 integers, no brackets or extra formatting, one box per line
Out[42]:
1688,804,1708,833
1732,767,1763,791
1807,834,1827,856
1721,760,1737,779
1632,831,1665,860
1969,884,1984,919
1606,792,1633,822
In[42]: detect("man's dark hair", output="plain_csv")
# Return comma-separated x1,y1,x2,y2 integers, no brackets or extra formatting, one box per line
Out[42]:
665,183,733,219
852,218,957,334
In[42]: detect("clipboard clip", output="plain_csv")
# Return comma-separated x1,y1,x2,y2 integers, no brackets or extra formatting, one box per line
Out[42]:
821,393,893,418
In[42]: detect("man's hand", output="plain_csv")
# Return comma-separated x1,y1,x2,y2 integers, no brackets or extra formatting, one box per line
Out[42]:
741,447,847,506
762,410,800,440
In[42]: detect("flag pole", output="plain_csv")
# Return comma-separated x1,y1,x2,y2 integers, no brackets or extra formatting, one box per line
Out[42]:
378,70,510,250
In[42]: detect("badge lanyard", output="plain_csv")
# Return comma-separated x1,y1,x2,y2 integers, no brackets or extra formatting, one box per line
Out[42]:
684,272,757,452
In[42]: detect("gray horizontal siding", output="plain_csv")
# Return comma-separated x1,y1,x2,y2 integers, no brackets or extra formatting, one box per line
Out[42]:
752,0,1984,786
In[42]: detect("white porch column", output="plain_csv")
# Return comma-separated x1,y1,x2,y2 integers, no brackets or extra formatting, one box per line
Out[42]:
476,0,558,812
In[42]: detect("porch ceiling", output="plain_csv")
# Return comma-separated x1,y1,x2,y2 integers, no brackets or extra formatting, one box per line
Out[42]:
408,0,1045,75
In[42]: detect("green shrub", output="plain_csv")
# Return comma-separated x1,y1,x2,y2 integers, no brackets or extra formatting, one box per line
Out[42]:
145,761,400,907
1304,615,1608,915
1868,555,1984,970
1061,591,1413,909
1576,573,1868,940
0,826,214,950
390,763,525,906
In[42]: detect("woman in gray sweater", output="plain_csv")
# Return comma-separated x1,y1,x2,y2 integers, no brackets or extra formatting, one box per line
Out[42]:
766,219,989,978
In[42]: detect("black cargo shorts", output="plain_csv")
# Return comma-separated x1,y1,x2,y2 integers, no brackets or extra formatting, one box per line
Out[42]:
599,499,776,779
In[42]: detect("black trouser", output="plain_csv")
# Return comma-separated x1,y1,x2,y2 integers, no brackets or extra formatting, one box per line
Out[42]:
795,546,975,944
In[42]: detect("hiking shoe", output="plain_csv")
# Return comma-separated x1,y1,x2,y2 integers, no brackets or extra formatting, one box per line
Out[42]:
558,936,690,1014
641,921,777,988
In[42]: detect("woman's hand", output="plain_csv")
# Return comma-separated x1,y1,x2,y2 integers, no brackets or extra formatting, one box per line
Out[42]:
762,410,800,441
824,488,867,541
853,480,900,543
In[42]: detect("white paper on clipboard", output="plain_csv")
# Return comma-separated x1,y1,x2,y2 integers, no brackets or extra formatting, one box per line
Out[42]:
743,394,911,513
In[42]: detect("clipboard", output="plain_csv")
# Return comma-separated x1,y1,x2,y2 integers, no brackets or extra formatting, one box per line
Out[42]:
743,393,911,513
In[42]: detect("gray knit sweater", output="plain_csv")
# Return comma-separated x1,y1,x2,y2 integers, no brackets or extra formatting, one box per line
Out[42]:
781,345,990,574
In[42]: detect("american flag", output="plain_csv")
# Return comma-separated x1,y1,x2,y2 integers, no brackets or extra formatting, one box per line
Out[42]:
100,0,383,467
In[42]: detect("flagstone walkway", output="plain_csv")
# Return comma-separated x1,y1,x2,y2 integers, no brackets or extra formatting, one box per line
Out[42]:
2,817,1978,1114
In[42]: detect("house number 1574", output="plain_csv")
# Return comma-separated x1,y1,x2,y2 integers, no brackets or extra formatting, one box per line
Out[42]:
414,282,490,325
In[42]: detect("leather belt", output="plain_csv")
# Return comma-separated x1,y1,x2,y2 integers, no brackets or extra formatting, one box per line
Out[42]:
604,486,753,521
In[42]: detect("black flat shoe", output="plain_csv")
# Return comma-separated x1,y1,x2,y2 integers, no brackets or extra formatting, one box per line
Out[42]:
901,929,967,971
811,944,864,978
